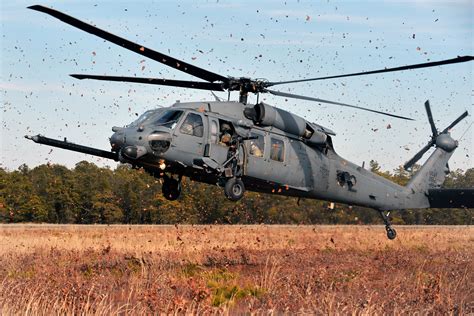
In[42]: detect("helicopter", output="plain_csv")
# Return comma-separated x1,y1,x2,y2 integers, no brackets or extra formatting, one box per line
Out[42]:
25,5,473,239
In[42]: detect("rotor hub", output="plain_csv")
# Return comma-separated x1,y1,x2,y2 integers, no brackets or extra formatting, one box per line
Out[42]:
225,77,268,94
436,134,457,152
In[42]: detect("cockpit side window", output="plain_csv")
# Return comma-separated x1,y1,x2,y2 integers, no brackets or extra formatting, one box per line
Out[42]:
180,113,204,137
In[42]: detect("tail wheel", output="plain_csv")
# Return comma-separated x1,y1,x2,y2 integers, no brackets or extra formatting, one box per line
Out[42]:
224,178,245,201
386,226,397,240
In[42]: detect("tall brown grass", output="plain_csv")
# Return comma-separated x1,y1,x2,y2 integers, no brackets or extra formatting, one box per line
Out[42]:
0,224,472,314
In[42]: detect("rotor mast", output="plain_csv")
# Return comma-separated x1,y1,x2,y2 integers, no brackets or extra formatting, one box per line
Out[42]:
239,90,248,104
226,77,261,104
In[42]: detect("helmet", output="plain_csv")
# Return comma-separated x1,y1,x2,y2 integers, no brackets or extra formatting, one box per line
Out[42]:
221,123,231,132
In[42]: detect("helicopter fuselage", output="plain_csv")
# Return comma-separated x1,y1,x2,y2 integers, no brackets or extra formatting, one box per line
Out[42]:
111,101,416,211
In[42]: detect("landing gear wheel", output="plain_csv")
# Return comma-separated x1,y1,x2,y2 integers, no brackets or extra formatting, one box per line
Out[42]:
224,178,245,201
386,226,397,240
378,210,397,240
162,178,181,201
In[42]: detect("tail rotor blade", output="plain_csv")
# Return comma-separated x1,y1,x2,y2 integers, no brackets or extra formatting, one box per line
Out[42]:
424,100,438,137
441,111,469,134
403,141,434,170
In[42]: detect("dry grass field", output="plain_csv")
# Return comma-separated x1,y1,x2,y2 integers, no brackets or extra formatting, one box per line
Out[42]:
0,224,472,314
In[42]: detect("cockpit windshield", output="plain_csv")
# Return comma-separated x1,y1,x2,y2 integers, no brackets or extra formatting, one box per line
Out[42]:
154,110,183,128
127,109,183,129
128,109,159,127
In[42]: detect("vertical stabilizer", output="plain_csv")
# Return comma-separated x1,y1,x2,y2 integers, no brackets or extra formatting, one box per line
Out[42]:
406,147,453,194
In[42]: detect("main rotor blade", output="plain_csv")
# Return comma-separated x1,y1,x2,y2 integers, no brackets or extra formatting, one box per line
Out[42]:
70,74,224,91
424,100,438,137
266,56,474,87
403,141,434,170
265,89,414,120
441,110,469,134
28,5,229,84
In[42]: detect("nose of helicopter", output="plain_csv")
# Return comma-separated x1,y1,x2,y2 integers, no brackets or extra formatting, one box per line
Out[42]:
110,130,125,151
110,125,173,160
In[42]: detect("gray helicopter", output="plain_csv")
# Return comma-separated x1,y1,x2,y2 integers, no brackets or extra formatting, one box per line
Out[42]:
25,5,473,239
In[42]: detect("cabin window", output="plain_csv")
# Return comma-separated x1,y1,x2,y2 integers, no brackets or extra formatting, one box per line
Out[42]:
248,133,264,158
270,138,284,162
180,113,204,137
210,120,218,143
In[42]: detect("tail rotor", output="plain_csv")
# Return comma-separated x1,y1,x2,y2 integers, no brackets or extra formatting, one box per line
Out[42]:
403,101,468,170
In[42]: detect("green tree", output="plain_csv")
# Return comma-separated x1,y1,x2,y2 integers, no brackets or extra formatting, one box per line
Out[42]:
29,164,78,223
91,190,122,223
0,162,471,225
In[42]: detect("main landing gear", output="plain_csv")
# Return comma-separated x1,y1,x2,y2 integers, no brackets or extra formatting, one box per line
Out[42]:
220,135,247,202
162,175,182,201
224,177,245,201
379,210,397,240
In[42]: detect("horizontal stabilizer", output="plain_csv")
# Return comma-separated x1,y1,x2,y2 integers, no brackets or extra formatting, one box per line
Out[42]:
427,189,474,208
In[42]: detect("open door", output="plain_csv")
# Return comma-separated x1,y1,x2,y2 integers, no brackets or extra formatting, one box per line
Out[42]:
197,116,244,174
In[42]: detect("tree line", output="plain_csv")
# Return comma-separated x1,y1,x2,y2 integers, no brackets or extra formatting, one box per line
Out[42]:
0,161,472,225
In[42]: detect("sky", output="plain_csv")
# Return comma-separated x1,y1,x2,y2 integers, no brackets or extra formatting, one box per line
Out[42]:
1,0,473,172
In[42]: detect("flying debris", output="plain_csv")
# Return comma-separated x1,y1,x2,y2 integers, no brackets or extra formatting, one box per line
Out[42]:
25,5,473,240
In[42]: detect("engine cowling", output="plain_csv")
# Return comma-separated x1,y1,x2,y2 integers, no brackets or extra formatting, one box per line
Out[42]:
244,103,308,137
306,130,327,146
244,103,328,146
